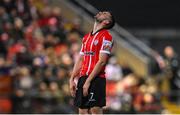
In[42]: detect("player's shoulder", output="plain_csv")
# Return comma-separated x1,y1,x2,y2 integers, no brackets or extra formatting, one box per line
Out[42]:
84,33,90,38
102,29,112,38
82,33,90,41
101,30,112,41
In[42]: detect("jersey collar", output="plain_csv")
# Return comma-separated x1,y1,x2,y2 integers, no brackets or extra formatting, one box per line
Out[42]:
90,28,105,36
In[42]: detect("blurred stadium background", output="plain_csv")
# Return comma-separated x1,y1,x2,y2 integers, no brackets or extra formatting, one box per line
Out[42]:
0,0,179,114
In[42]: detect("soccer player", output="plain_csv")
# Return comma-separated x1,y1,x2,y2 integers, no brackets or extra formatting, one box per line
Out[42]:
69,11,115,114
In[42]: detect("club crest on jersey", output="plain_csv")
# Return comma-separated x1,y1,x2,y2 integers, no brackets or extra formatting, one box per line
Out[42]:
93,40,98,45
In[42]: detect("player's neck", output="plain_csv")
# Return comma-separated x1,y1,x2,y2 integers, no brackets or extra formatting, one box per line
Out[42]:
92,22,104,35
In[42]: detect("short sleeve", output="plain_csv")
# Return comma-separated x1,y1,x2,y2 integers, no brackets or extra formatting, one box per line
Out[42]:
100,33,113,54
79,34,89,55
79,43,84,55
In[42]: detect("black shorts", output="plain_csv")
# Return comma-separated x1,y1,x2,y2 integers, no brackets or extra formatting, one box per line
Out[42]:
74,76,106,109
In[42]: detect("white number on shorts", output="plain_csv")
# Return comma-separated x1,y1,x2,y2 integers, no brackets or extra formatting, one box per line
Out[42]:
90,92,94,100
89,92,95,101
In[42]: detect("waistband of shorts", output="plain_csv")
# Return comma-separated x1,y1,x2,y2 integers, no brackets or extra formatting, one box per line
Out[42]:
80,75,106,79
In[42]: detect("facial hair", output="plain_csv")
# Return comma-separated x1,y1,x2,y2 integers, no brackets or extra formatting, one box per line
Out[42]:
94,16,103,23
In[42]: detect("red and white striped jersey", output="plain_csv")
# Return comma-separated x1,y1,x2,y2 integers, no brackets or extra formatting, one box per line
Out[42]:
79,29,113,78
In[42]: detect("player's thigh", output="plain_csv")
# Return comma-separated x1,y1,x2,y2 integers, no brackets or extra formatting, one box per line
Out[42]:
89,77,106,106
74,76,89,108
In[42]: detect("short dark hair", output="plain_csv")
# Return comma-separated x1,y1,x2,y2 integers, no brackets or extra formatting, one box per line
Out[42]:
104,11,115,29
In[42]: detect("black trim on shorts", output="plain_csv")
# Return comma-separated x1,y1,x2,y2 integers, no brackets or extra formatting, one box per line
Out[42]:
74,76,106,109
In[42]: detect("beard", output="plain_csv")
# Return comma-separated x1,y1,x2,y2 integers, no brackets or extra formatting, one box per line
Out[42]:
94,16,104,23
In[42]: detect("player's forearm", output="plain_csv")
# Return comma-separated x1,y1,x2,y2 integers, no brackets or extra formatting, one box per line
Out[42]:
70,55,83,80
86,60,106,82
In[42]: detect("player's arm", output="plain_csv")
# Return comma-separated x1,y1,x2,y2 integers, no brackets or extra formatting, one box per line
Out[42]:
83,53,108,96
69,54,83,97
69,40,85,97
70,42,85,81
70,54,83,81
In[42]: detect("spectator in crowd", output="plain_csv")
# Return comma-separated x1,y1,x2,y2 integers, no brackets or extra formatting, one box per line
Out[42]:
105,55,123,81
0,56,12,75
164,46,180,103
12,66,33,113
132,78,162,113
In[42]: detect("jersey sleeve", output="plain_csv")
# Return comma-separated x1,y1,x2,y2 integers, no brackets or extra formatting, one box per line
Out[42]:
79,35,87,55
79,43,84,55
100,33,113,54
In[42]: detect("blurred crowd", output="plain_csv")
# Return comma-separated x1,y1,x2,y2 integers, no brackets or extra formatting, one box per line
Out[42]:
0,0,83,113
105,45,180,114
0,0,179,114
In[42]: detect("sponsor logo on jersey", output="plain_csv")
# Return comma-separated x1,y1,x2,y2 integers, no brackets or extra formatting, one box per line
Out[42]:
84,51,95,56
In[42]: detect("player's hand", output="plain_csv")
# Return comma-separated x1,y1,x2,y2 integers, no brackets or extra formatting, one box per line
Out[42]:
83,81,90,96
69,79,76,97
